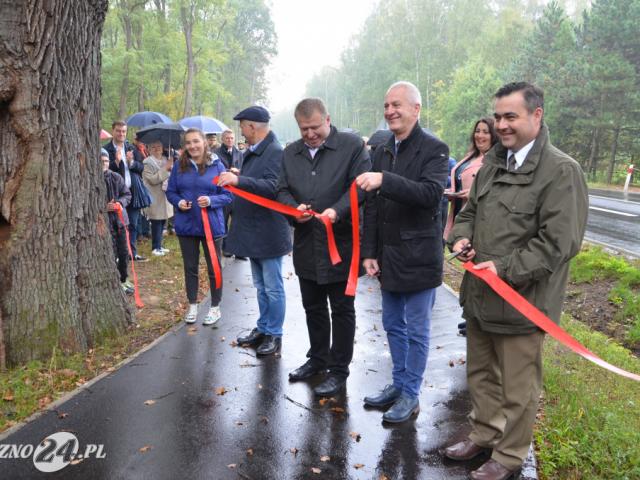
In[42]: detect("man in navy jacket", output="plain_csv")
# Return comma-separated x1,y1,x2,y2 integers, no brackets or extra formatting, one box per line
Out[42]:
218,106,292,356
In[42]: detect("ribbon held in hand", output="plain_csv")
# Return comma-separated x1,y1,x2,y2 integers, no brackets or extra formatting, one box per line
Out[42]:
214,177,361,296
113,203,144,308
200,207,222,289
463,262,640,382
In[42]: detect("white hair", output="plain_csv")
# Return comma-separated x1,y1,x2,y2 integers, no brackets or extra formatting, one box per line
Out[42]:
387,81,422,106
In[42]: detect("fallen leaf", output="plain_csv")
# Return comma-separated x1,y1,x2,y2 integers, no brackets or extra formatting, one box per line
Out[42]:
311,467,322,474
448,360,455,367
349,431,362,442
227,463,237,469
354,463,365,469
38,396,52,408
290,447,299,456
246,448,254,456
215,387,229,396
457,357,466,365
3,393,14,402
144,399,156,406
320,455,330,462
70,457,84,465
235,288,240,292
59,369,77,378
187,327,198,336
139,445,153,453
230,340,238,347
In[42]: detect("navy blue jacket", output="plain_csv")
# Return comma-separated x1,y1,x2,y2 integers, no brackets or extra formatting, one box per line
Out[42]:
165,155,233,238
104,141,151,209
225,131,292,259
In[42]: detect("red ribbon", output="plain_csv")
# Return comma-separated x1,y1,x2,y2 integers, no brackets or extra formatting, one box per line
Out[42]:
200,207,222,289
113,203,144,308
214,177,361,296
463,262,640,382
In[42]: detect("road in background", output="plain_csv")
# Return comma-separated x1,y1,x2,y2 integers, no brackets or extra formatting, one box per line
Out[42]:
587,189,640,257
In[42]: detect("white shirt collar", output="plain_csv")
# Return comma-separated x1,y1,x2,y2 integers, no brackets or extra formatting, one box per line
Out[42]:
507,139,535,170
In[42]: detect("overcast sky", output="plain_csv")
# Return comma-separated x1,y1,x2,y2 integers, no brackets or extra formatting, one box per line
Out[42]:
266,0,378,114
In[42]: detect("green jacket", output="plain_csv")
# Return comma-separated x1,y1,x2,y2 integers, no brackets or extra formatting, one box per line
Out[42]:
448,125,588,334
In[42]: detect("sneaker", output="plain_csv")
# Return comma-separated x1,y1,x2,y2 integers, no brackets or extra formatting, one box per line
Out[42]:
185,304,198,324
134,255,148,262
152,249,165,256
160,247,170,253
124,280,134,289
203,306,222,326
121,283,134,296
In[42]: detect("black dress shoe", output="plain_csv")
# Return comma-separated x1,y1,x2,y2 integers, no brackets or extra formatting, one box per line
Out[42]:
237,328,265,346
256,335,281,356
235,256,248,261
288,361,325,382
313,375,346,397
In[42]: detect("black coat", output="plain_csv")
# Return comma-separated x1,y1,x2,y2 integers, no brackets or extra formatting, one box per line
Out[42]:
103,169,131,229
215,145,243,170
362,122,449,292
104,141,151,209
277,126,371,284
225,131,292,258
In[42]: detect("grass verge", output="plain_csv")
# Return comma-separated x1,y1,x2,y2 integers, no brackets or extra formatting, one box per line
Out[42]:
0,234,191,433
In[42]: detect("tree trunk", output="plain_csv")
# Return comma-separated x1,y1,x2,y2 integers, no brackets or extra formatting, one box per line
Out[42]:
606,126,620,184
181,3,195,118
587,126,601,178
0,0,131,366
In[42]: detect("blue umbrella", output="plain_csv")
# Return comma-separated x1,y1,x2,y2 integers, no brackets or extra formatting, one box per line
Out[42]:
179,115,229,134
126,111,173,128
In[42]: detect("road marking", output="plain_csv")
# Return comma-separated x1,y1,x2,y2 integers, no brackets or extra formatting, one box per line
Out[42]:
589,194,640,206
588,206,638,217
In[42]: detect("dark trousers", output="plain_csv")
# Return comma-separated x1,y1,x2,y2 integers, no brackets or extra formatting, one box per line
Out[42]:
299,278,356,378
178,235,222,306
151,219,165,251
126,206,141,256
111,224,129,283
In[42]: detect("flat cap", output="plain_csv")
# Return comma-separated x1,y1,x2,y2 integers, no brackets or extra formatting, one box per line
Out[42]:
233,106,270,123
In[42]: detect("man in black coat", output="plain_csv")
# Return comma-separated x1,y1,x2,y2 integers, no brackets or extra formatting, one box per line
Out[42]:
104,120,149,261
357,81,449,423
218,106,292,356
215,129,243,171
277,98,370,397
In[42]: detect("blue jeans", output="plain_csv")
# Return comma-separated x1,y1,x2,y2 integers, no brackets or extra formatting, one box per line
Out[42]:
151,219,165,251
126,207,141,257
250,256,286,337
381,288,437,398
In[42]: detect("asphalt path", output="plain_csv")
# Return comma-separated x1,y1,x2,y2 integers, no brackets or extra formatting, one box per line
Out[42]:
586,189,640,257
0,256,538,480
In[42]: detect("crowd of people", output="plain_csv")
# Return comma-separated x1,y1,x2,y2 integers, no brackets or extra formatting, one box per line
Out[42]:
101,80,588,480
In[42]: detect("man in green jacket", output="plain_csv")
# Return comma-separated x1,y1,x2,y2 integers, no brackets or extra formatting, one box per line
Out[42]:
444,82,588,480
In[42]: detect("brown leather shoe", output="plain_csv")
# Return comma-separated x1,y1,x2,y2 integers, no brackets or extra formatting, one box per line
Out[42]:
470,459,521,480
443,439,490,461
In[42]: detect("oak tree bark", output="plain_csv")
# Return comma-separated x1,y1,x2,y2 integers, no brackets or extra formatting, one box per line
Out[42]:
0,0,131,367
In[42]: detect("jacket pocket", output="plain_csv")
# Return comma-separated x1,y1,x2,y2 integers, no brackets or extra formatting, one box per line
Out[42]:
398,229,436,267
498,195,537,215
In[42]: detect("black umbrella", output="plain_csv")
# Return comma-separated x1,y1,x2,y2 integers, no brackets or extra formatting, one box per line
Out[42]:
135,122,185,149
367,129,392,147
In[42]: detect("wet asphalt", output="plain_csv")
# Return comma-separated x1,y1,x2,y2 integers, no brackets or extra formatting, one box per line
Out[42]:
0,255,532,480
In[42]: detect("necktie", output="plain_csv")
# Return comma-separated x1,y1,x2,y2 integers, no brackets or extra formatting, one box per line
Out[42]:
508,153,517,172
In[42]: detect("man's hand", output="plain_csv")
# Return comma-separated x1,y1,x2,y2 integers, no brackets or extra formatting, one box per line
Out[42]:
363,258,380,277
229,167,240,175
295,204,313,223
320,208,337,223
217,172,239,187
106,200,118,212
452,238,476,262
125,150,134,164
178,199,192,211
473,261,497,275
355,172,383,192
165,158,174,172
197,196,211,208
114,150,121,165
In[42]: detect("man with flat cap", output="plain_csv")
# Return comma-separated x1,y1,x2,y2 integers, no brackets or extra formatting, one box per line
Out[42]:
218,106,292,356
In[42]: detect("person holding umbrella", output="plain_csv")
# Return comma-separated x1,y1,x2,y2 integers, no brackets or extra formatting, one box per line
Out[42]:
166,128,233,325
142,140,174,256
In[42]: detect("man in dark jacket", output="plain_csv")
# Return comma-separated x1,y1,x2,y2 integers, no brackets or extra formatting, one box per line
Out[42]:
358,81,449,423
218,106,292,356
216,129,243,171
102,150,133,295
277,98,370,396
104,120,150,261
444,83,588,480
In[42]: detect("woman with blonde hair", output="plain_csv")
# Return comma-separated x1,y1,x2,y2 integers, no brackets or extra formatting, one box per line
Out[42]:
166,128,233,325
143,140,174,256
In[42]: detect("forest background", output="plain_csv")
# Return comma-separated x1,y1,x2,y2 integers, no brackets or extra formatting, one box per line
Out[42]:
103,0,639,184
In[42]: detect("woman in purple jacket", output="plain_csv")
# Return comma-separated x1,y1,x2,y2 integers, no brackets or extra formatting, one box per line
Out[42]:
166,128,233,325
